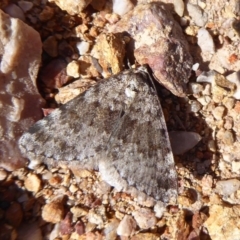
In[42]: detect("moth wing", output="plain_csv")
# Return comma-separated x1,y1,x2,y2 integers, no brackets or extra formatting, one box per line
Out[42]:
99,74,178,202
18,71,134,170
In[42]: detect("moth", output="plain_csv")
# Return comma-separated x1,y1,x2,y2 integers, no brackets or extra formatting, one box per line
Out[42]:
19,67,178,203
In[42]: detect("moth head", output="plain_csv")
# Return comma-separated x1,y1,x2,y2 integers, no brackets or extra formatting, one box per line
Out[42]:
125,80,139,99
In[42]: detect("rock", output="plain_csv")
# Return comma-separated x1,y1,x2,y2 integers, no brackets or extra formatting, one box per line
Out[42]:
87,206,106,227
70,206,88,221
226,71,240,99
59,212,74,236
197,28,215,58
42,201,65,223
48,0,92,15
131,233,160,240
5,202,23,227
3,3,25,21
91,33,126,77
17,1,34,12
42,36,58,57
111,2,192,97
112,0,134,16
49,223,60,240
55,79,96,104
39,58,70,89
188,83,204,95
77,41,90,55
17,222,42,240
117,215,137,237
216,129,234,146
24,173,41,193
153,201,166,218
0,168,8,181
204,205,240,239
0,9,44,171
212,106,225,120
103,218,119,240
173,0,184,17
66,61,81,78
169,131,202,155
187,3,208,27
189,100,202,113
216,179,240,196
132,208,156,229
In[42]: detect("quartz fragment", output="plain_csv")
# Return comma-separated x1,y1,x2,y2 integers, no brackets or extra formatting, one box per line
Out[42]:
0,9,44,171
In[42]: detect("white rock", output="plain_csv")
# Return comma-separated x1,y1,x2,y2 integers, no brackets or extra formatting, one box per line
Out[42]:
77,41,90,55
169,131,202,155
192,63,200,71
173,0,184,17
197,28,215,54
153,201,166,218
215,179,240,197
226,71,240,99
187,3,208,27
117,215,137,237
112,0,134,16
3,3,25,21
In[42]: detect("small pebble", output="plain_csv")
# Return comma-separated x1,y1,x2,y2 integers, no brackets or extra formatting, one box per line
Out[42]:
189,83,203,94
76,41,90,55
186,3,208,27
42,201,65,223
189,100,202,113
212,106,225,120
103,218,120,240
232,161,240,174
117,215,137,237
112,0,134,16
18,1,34,12
133,208,156,229
215,179,240,197
24,173,41,193
197,28,215,54
66,60,80,78
0,168,8,181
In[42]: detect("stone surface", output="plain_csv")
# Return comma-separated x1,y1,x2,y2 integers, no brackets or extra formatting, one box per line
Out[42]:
0,9,44,171
110,2,192,97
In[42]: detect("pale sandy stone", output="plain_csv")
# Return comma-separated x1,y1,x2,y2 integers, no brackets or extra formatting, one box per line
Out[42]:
24,173,41,193
204,205,240,239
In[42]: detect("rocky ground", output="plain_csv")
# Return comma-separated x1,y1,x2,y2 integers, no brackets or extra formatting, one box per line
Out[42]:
1,0,240,239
